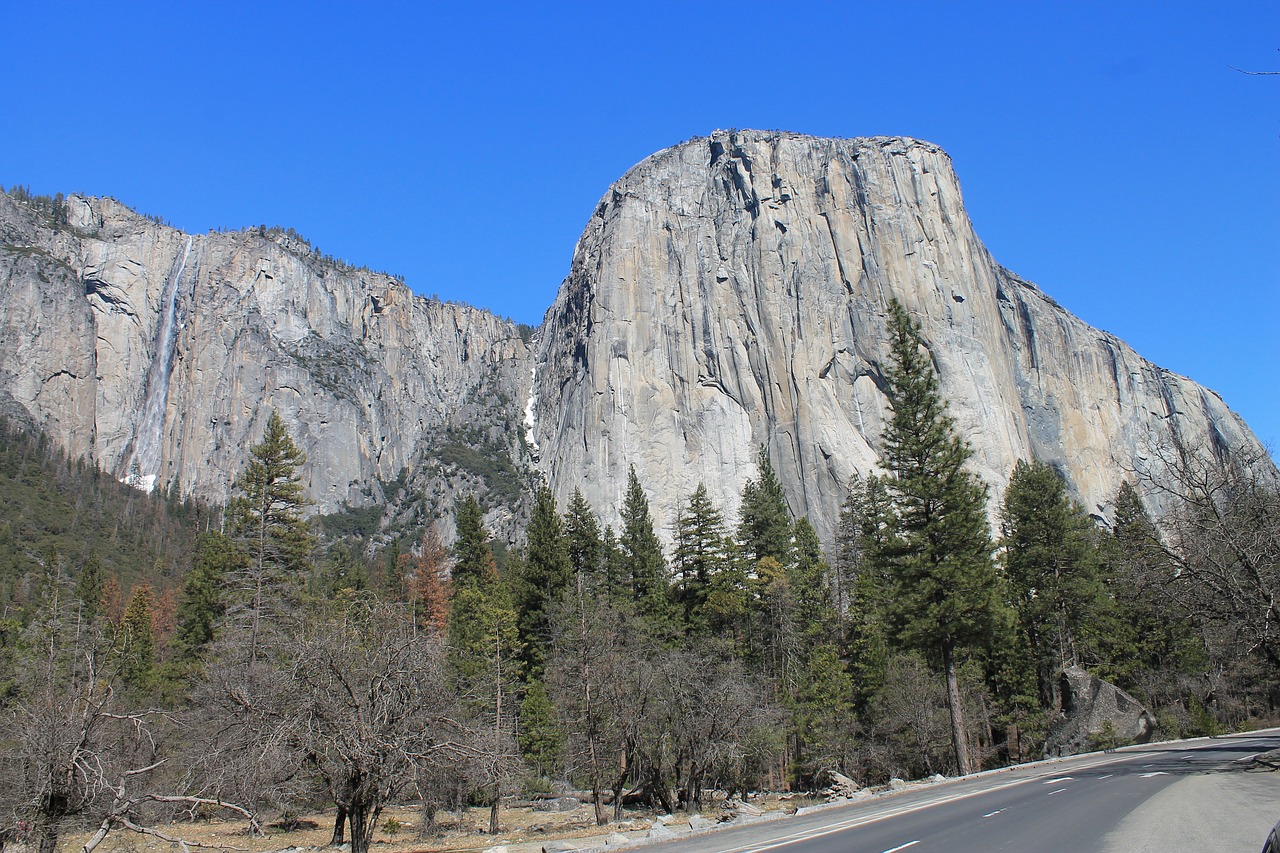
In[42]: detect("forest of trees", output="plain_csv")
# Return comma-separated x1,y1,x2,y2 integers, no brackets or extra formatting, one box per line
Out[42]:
1,303,1278,853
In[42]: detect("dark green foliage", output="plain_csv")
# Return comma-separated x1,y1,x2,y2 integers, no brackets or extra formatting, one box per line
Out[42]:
564,489,604,586
618,466,675,630
876,299,1003,774
672,483,728,629
75,552,105,622
117,584,156,694
315,503,384,539
517,680,564,777
512,486,572,673
0,417,197,623
225,411,314,661
430,439,525,507
169,532,237,665
1096,482,1207,694
736,448,793,567
1001,459,1108,709
451,496,495,587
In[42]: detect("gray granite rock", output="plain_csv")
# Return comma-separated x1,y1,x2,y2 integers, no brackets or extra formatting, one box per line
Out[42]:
1045,665,1155,756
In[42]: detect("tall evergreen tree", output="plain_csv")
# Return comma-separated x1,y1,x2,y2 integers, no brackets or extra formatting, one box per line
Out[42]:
737,448,794,567
118,583,156,694
1001,459,1106,709
565,489,604,586
446,501,521,834
225,410,313,663
618,466,674,630
514,486,572,673
75,552,104,622
170,531,238,666
672,483,728,629
878,299,1002,776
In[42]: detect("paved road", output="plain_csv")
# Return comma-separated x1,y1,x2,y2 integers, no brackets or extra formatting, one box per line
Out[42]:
640,730,1280,853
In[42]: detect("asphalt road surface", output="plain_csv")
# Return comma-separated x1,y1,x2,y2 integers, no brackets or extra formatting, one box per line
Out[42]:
640,730,1280,853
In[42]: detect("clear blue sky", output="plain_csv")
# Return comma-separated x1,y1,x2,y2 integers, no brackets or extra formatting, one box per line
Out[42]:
4,2,1277,448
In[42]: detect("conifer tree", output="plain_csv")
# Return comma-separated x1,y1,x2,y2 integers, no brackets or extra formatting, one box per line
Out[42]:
452,496,493,587
405,526,450,634
672,483,728,629
226,410,313,663
446,499,521,834
75,552,104,622
564,489,604,586
618,466,674,630
737,448,794,567
514,486,572,673
878,299,1002,776
118,584,156,693
1001,459,1105,709
170,532,237,666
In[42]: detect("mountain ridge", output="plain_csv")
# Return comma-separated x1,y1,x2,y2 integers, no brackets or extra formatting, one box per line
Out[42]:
0,131,1270,546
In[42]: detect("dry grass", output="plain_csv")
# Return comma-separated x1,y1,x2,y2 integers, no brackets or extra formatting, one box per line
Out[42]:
62,802,683,853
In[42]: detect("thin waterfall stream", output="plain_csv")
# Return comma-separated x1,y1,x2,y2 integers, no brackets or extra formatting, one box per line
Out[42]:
122,235,192,493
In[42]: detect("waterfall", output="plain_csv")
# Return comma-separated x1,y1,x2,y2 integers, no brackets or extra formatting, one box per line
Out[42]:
122,236,192,493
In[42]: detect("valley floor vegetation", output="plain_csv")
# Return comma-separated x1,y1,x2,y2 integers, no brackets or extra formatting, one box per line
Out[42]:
2,301,1277,853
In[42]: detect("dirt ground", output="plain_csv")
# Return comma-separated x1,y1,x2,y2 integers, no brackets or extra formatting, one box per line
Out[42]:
63,795,808,853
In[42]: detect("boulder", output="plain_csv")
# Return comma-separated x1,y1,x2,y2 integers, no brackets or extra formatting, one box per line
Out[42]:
1045,665,1155,756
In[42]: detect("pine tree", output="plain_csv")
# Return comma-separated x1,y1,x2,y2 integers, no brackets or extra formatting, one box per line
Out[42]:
618,466,674,631
118,583,156,693
452,496,493,587
672,483,728,629
225,410,313,663
737,448,794,567
564,489,604,586
75,552,104,622
878,299,1002,775
170,532,237,665
1098,482,1205,690
446,504,521,835
514,486,573,673
406,526,450,635
1001,459,1106,709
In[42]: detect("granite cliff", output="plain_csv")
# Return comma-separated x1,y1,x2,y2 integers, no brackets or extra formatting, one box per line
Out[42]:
0,130,1269,546
529,131,1268,541
0,192,533,536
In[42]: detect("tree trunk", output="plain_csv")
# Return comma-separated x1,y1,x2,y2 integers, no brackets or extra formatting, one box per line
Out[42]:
348,803,369,853
488,793,500,835
37,823,59,853
943,644,973,775
330,806,347,846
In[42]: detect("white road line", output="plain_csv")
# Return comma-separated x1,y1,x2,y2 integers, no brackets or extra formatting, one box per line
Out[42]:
982,809,1005,818
1139,772,1168,778
1042,776,1074,785
882,843,920,853
1047,788,1067,796
1098,774,1113,779
1180,754,1196,761
1235,752,1262,763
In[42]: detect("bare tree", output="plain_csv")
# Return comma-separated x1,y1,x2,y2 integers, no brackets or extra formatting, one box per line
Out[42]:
198,596,474,853
1141,443,1280,666
0,602,256,853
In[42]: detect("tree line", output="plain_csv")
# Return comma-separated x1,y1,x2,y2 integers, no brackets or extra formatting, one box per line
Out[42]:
2,300,1277,853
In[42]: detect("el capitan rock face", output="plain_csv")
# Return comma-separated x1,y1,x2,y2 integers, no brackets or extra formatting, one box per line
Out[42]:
0,130,1270,545
529,130,1266,541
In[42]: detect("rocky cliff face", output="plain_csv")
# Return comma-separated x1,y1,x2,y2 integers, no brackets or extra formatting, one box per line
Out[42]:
0,193,531,527
531,130,1267,542
0,130,1269,548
